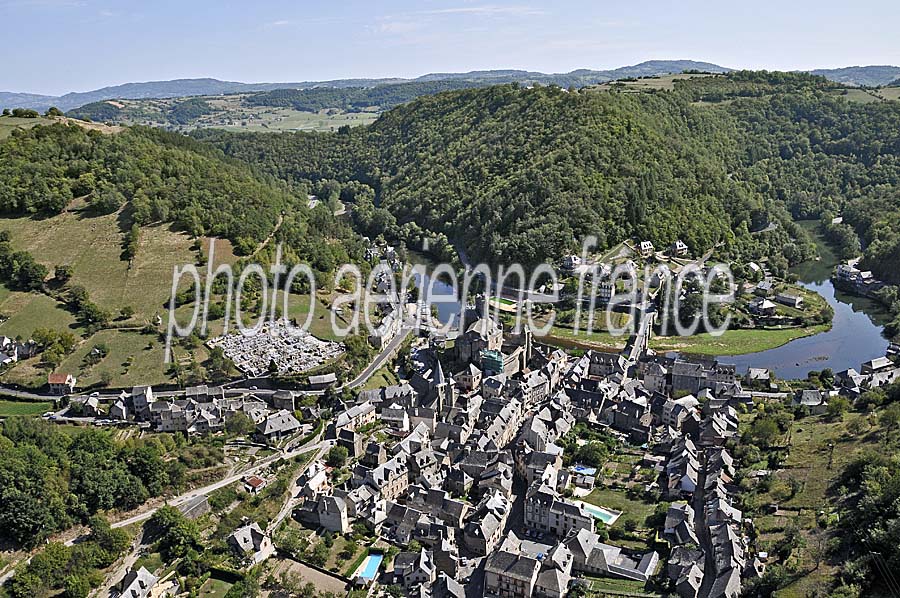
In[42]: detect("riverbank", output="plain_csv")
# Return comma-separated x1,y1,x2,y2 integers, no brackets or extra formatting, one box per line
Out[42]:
537,322,832,356
650,324,831,356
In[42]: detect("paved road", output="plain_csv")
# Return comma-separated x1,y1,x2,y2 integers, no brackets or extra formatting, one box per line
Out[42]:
0,434,327,585
342,326,412,390
108,438,327,530
0,386,61,402
0,326,413,404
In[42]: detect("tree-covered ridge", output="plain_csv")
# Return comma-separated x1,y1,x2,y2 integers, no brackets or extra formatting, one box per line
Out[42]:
369,84,766,265
200,83,798,267
687,74,900,283
0,123,362,269
244,79,497,113
672,70,837,103
194,71,900,278
65,100,123,122
69,97,217,126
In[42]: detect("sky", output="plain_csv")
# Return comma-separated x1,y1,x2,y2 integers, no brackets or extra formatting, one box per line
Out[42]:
2,0,899,96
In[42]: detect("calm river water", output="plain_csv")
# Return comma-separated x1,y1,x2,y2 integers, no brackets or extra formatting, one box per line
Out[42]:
410,228,892,379
729,224,890,379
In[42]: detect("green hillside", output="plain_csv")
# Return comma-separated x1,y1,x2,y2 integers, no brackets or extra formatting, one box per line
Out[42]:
197,80,805,268
0,121,361,389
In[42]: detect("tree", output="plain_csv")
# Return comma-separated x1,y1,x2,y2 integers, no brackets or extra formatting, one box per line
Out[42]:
54,264,74,283
225,412,255,436
46,107,63,117
308,541,329,566
225,578,260,598
880,403,900,430
87,515,129,560
92,183,125,214
749,416,780,447
846,416,867,437
326,445,348,468
11,108,39,118
150,505,201,559
99,371,113,387
827,396,851,420
62,575,90,598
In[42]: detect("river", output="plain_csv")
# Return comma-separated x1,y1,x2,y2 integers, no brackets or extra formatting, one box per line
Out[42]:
728,222,890,379
409,228,893,379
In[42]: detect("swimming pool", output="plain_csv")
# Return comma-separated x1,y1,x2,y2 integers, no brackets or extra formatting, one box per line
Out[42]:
572,465,598,476
354,554,383,580
575,500,621,525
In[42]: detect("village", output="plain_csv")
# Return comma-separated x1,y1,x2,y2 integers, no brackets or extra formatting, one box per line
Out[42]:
1,233,894,598
0,227,896,598
21,266,893,598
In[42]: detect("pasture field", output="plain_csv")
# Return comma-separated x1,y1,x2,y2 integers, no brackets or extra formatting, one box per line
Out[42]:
0,400,54,416
0,210,243,389
0,115,54,139
0,114,121,139
101,94,379,133
593,72,718,92
832,88,882,103
875,86,900,101
210,106,379,133
0,212,199,322
0,288,79,339
54,328,173,388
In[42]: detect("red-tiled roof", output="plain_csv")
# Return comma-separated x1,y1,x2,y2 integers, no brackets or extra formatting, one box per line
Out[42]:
244,475,266,489
48,373,70,384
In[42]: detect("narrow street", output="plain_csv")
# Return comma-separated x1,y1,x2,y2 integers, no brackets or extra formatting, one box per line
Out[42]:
693,449,715,598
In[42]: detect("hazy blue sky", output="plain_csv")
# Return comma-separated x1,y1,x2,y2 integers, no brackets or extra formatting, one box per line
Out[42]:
2,0,898,95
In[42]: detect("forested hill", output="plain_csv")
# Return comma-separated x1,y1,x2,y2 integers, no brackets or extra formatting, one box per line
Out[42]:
365,84,759,266
194,79,803,268
195,71,900,285
0,122,361,272
808,65,900,87
683,72,900,284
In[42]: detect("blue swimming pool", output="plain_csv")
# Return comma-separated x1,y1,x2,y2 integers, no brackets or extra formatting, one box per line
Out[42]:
575,500,622,525
355,554,383,580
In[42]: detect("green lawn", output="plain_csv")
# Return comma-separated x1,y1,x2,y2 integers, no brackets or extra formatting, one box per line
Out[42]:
585,574,665,596
198,576,233,598
284,292,348,341
0,400,54,416
650,323,830,356
133,551,163,575
362,366,398,390
582,488,657,530
0,288,80,339
536,312,633,351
